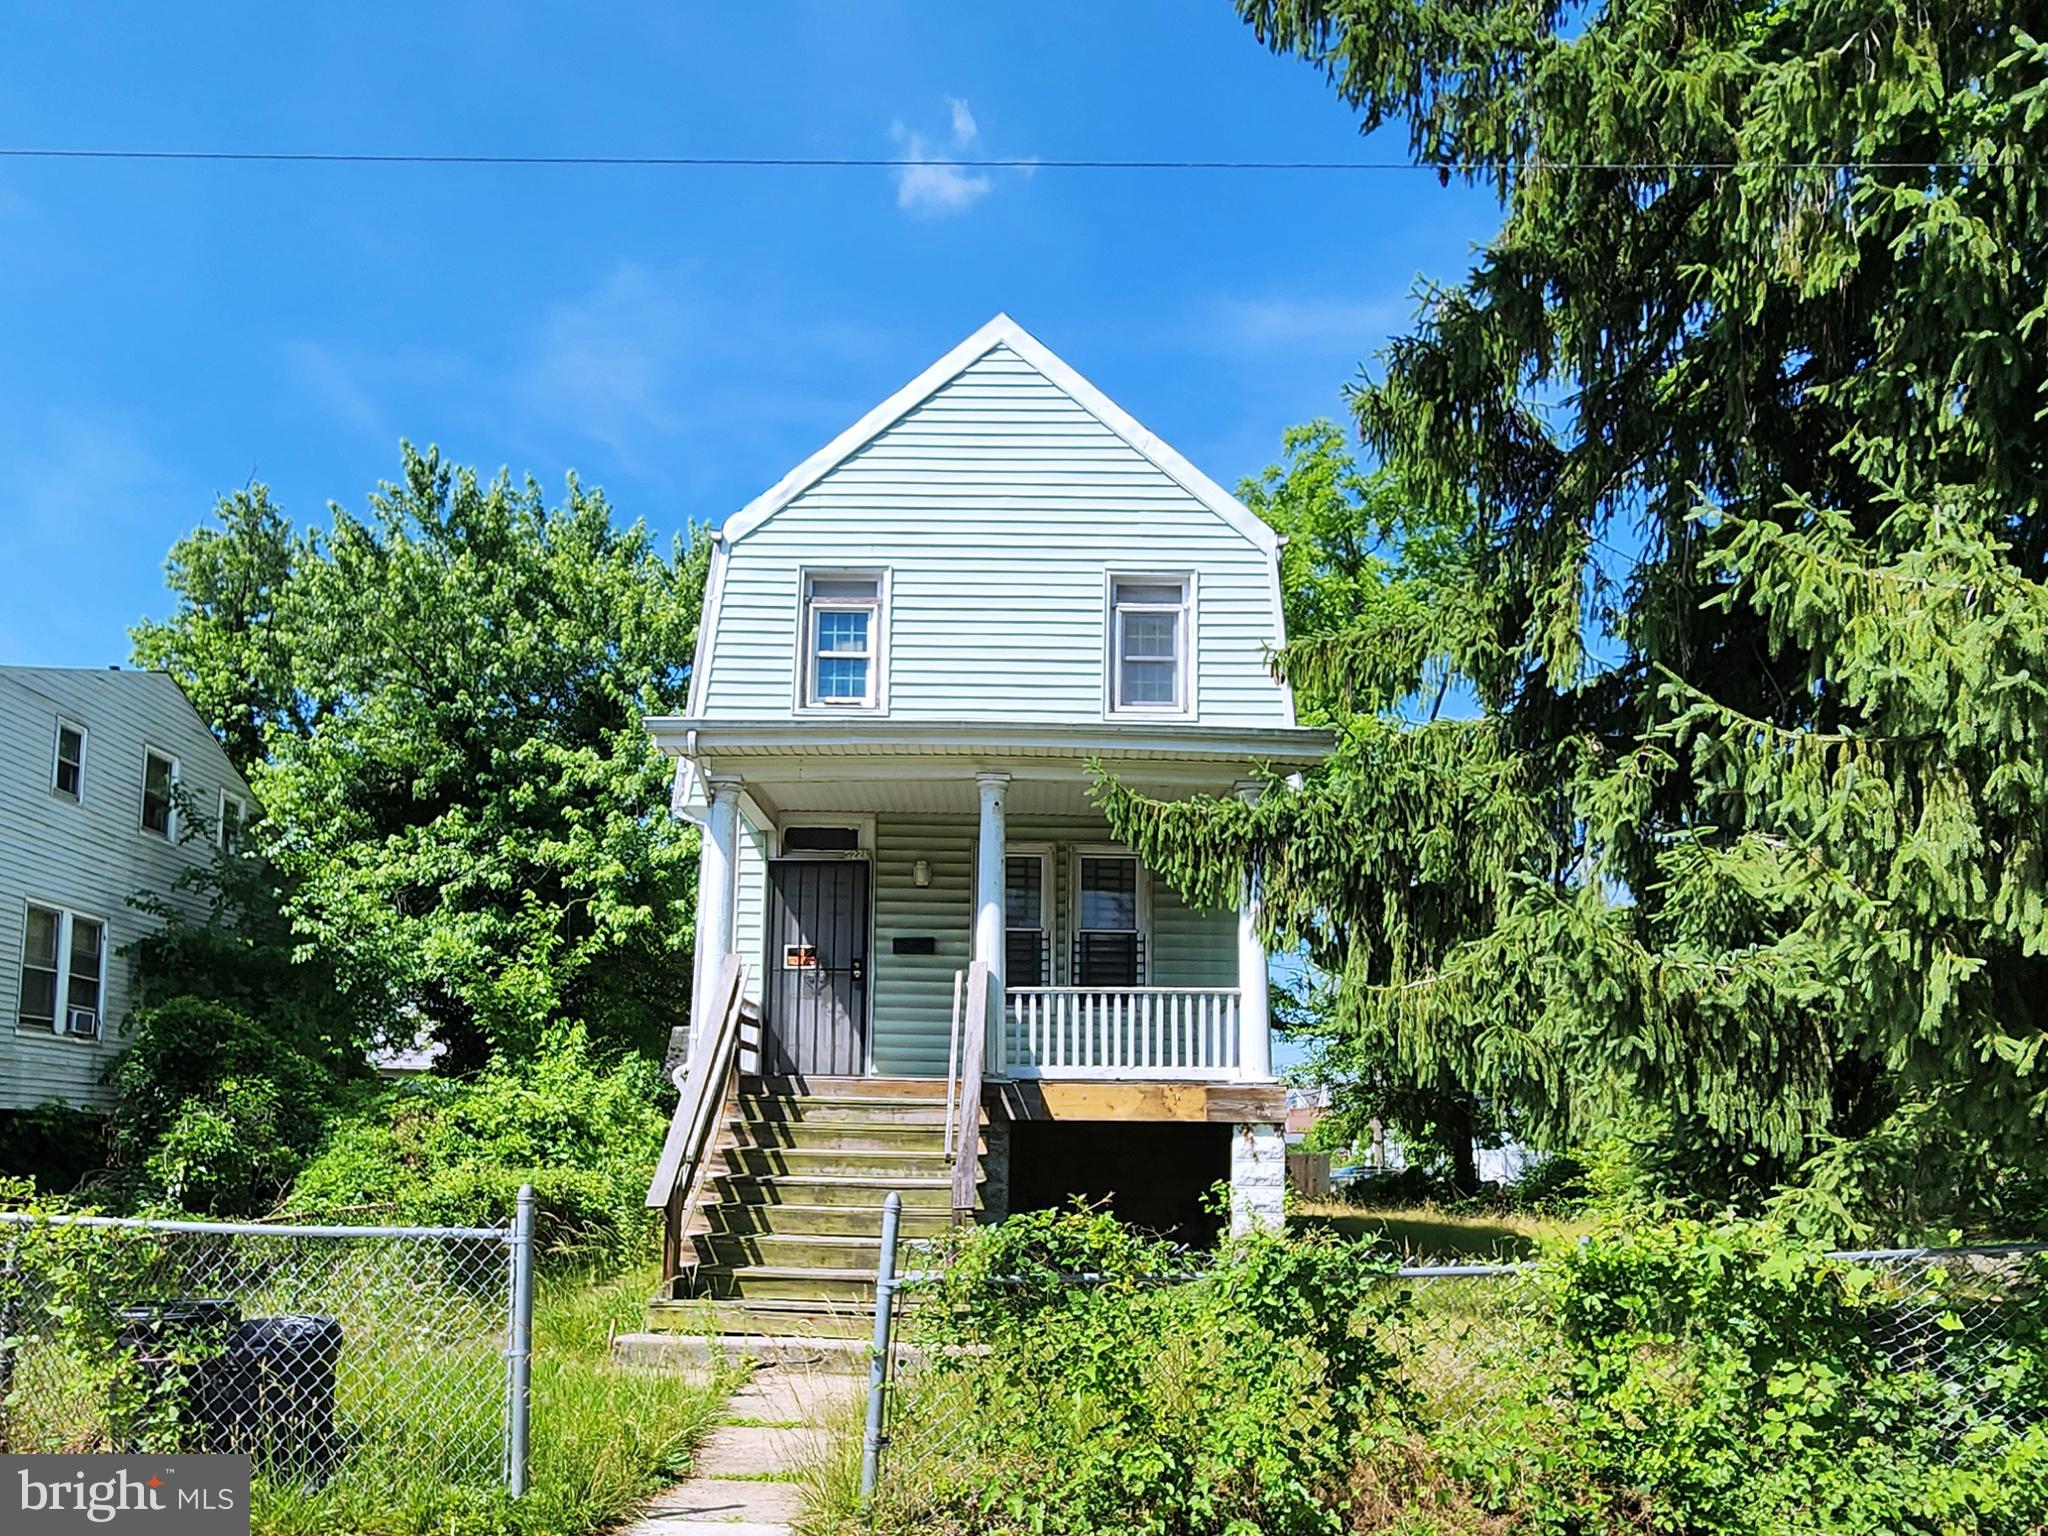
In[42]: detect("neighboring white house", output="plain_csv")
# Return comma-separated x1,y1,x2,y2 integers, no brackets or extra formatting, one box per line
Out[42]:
0,667,254,1112
646,315,1332,1314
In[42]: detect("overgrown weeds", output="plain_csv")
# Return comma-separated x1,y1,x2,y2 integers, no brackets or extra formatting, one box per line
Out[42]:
842,1209,2048,1536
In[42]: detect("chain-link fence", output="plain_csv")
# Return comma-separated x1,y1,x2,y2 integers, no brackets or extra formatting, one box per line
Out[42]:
0,1192,535,1494
857,1226,2048,1516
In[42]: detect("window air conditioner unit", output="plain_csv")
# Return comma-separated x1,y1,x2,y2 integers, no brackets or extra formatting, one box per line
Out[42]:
64,1008,101,1040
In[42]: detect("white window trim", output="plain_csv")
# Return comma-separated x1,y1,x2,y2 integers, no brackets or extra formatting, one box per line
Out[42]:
140,746,180,840
50,717,87,804
1002,843,1055,986
16,899,109,1042
793,568,890,715
1103,571,1196,720
218,788,251,852
772,813,877,860
1069,844,1152,984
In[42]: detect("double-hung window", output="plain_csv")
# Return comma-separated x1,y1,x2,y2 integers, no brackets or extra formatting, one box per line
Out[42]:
1109,576,1190,714
1073,855,1145,986
52,721,86,801
141,749,177,838
18,902,106,1038
219,790,250,854
801,573,884,709
1004,854,1050,987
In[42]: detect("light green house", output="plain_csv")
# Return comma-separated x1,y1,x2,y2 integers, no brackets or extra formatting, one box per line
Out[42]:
645,316,1330,1331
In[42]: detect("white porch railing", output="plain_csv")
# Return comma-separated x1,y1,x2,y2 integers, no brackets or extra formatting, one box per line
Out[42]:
997,986,1242,1080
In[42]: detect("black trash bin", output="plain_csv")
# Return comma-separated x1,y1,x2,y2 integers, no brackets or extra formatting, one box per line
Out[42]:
111,1299,241,1451
227,1314,344,1479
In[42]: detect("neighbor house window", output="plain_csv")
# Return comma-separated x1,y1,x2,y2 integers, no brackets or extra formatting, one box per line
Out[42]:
141,749,176,837
1109,576,1189,713
801,573,883,709
18,903,106,1037
1073,855,1144,986
1004,854,1049,987
19,905,60,1029
52,721,86,801
219,791,250,853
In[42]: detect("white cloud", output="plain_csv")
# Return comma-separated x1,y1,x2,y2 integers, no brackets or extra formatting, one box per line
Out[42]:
947,96,978,144
890,96,999,218
517,260,703,466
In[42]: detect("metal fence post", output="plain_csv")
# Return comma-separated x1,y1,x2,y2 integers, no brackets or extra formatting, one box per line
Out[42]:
504,1184,536,1498
858,1191,903,1507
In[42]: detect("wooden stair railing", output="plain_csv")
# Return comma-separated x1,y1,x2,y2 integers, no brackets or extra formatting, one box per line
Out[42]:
645,954,750,1292
948,960,991,1224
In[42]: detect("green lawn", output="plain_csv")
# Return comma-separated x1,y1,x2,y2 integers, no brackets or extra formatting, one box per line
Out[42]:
253,1266,736,1536
1290,1202,1585,1263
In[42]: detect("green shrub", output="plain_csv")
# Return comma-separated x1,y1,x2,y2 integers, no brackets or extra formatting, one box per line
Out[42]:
892,1205,1406,1535
285,1028,666,1267
1527,1220,2048,1534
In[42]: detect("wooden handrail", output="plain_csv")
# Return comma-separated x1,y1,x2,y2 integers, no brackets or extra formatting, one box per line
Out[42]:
646,954,749,1289
949,960,991,1224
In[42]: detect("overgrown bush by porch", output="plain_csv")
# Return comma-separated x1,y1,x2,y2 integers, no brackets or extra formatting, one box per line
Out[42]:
831,1208,2048,1536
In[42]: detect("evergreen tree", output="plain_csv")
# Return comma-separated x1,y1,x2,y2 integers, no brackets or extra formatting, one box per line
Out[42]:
1100,2,2048,1235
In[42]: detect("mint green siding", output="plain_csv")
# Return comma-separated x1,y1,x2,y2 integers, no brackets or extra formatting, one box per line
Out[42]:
863,815,1237,1077
870,817,976,1076
732,814,769,1013
701,343,1288,727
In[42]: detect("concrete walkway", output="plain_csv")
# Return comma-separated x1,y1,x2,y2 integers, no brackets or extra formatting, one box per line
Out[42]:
624,1359,864,1536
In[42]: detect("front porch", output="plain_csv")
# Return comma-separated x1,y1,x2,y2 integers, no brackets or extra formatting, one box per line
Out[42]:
671,726,1314,1094
644,724,1323,1333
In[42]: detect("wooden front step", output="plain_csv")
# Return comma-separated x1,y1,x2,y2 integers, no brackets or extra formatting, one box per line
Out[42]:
652,1074,979,1334
712,1172,954,1208
720,1144,951,1179
695,1231,891,1269
732,1119,951,1152
687,1264,877,1304
702,1200,955,1240
647,1296,874,1340
736,1093,952,1126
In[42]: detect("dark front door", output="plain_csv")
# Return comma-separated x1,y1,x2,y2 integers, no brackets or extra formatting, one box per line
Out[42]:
764,858,871,1076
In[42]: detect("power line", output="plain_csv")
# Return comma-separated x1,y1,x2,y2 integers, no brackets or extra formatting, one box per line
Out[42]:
0,146,2029,173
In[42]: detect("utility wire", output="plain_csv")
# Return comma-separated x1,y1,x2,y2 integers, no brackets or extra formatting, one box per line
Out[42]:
0,147,2029,172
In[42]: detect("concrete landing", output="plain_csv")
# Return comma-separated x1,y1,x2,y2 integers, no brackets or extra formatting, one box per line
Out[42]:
622,1359,863,1536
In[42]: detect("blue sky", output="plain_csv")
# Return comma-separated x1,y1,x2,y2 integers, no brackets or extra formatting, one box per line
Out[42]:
0,2,1504,666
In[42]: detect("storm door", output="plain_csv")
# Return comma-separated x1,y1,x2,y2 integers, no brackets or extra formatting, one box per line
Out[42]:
764,858,871,1075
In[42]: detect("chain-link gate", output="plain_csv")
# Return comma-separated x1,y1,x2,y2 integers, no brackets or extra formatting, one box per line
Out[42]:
0,1187,536,1495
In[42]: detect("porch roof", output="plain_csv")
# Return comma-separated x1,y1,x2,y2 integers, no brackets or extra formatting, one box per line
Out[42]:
647,715,1334,820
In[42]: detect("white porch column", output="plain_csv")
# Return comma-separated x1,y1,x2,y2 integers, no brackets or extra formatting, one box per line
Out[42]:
973,772,1010,1010
692,773,743,1042
1235,780,1273,1081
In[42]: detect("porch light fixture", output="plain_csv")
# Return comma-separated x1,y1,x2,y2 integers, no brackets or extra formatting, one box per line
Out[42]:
912,858,931,887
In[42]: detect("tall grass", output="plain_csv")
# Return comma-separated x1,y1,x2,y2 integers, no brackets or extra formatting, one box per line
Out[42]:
252,1267,733,1536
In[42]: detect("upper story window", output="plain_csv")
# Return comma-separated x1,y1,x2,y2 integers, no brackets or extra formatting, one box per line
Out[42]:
19,901,106,1038
141,748,178,838
1108,576,1190,715
52,720,86,802
801,572,885,710
219,790,250,854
